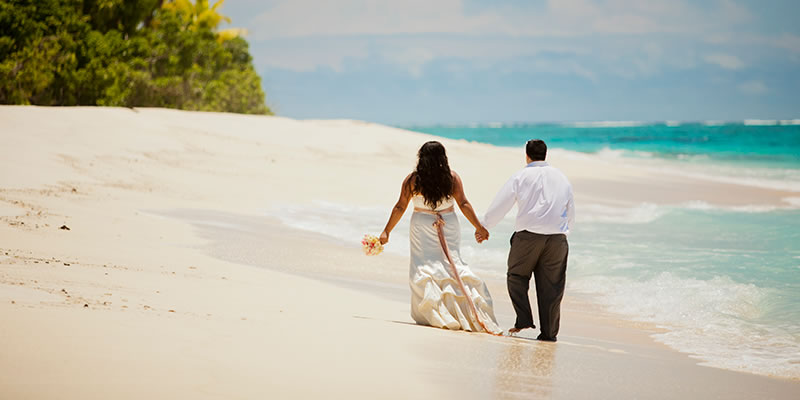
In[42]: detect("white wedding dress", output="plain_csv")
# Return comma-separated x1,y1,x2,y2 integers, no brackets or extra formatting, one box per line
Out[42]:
408,195,502,334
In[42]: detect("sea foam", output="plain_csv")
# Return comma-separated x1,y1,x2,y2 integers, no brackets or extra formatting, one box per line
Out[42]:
569,272,800,378
265,201,411,256
578,203,667,224
744,119,780,126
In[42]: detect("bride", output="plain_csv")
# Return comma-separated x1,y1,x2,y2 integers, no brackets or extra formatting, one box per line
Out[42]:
379,141,502,334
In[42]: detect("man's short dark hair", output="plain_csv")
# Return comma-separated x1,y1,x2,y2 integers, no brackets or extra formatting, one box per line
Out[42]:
526,139,547,161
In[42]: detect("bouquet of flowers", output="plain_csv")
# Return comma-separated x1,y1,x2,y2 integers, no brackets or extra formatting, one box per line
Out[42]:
361,234,384,256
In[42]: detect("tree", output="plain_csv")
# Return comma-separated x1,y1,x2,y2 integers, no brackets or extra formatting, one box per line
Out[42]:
0,0,89,105
161,0,244,41
0,0,271,114
81,0,163,37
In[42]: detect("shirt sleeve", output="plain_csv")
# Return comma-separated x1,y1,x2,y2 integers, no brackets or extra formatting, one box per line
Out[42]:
482,175,517,229
566,186,576,232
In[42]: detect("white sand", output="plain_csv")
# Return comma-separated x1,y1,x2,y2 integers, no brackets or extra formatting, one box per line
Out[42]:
1,106,797,399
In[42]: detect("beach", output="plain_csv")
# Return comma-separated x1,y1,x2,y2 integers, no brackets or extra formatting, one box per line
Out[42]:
1,106,798,399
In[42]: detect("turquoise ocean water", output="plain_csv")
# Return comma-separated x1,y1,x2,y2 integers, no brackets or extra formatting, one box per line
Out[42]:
404,121,800,169
400,121,800,378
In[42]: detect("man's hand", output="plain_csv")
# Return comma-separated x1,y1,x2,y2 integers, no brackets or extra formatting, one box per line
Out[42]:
379,230,389,245
475,226,489,243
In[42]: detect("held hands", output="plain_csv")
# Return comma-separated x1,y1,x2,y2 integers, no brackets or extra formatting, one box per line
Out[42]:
379,230,389,245
475,226,489,243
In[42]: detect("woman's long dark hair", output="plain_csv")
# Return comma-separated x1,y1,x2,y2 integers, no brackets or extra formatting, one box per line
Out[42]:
412,141,453,209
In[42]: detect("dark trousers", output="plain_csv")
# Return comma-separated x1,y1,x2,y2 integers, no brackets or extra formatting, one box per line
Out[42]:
507,230,569,340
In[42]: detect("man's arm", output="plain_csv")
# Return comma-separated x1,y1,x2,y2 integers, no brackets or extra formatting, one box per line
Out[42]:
566,186,575,233
482,175,517,230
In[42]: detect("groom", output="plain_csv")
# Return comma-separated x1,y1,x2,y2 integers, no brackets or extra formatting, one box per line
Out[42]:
479,139,575,341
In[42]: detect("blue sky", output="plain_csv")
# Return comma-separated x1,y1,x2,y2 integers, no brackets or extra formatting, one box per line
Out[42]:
220,0,800,124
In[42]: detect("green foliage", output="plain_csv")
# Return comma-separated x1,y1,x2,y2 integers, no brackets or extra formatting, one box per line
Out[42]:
0,0,271,114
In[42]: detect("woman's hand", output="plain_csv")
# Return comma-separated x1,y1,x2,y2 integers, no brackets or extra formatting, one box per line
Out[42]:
379,230,389,245
475,226,489,243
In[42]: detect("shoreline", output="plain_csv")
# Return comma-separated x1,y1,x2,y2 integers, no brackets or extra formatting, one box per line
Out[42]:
1,106,798,398
167,207,800,382
159,207,800,390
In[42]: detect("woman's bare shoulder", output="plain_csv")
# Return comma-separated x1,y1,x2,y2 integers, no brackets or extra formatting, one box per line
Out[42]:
450,170,463,183
402,172,415,192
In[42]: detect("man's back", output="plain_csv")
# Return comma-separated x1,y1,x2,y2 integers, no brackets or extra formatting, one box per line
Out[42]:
483,161,575,235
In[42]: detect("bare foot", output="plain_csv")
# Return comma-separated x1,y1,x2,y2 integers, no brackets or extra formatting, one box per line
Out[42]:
507,327,524,335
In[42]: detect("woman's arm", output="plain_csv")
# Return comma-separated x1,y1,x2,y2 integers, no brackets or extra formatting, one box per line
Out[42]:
451,171,489,243
379,173,413,244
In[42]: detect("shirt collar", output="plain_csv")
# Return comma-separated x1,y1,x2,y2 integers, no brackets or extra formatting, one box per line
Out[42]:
526,161,549,167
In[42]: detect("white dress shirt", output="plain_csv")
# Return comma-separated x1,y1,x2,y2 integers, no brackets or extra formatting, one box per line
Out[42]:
483,161,575,235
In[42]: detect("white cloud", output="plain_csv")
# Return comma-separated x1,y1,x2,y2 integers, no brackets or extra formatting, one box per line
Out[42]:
241,0,799,82
701,33,800,54
255,35,592,75
542,0,692,34
511,58,598,81
251,39,370,72
738,80,768,95
249,0,742,39
772,34,800,53
704,53,744,69
249,0,503,39
717,0,753,24
592,14,661,35
380,47,436,77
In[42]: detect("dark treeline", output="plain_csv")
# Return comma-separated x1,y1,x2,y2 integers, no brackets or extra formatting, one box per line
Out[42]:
0,0,271,114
